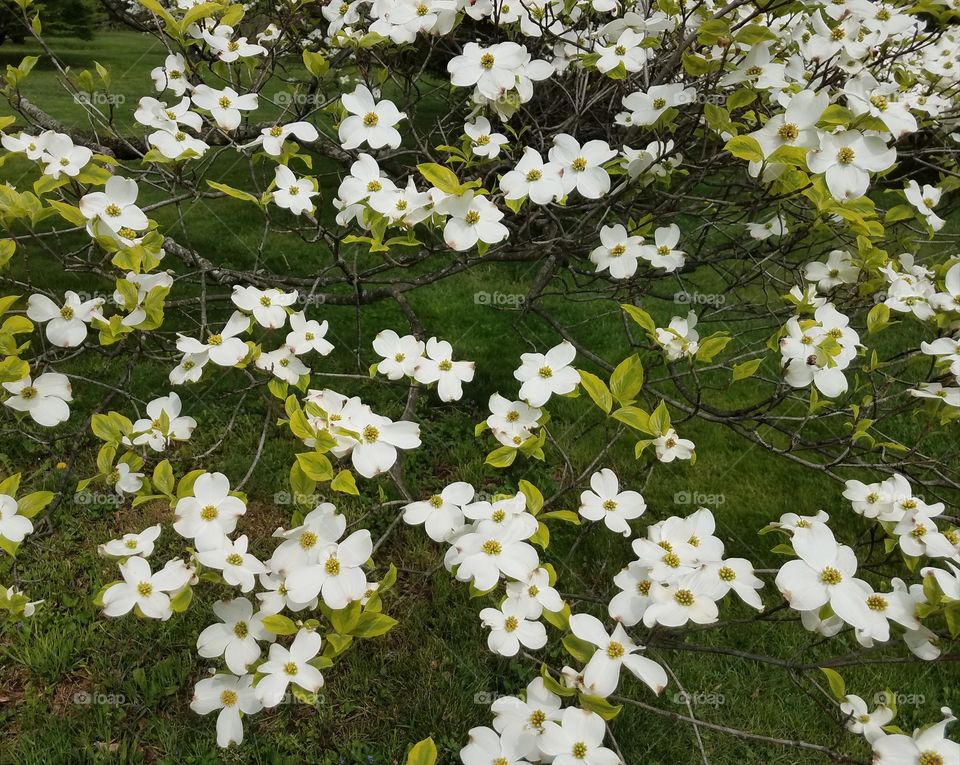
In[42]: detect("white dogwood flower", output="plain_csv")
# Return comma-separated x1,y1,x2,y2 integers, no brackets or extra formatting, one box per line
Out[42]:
173,472,246,550
190,673,262,748
3,372,72,427
255,628,324,707
413,337,475,401
271,165,317,216
338,85,406,150
191,84,258,130
514,341,579,407
231,286,298,330
373,330,424,380
284,529,372,608
540,707,619,765
480,600,547,656
197,598,271,674
590,224,644,279
27,291,103,348
98,525,162,559
578,468,646,536
569,613,667,697
464,117,508,158
403,481,474,542
197,535,267,593
102,556,193,620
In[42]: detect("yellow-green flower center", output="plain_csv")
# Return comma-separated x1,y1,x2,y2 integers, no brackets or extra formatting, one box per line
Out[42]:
482,539,502,556
867,595,888,611
778,123,799,141
607,641,625,658
820,566,842,585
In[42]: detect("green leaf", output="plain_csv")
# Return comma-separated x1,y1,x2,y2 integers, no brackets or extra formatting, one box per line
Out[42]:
735,23,777,45
262,614,298,635
538,510,581,525
207,180,260,205
540,664,576,697
620,304,656,333
612,405,652,434
176,469,206,498
609,354,643,406
541,602,571,630
152,460,174,496
351,612,398,638
0,239,14,268
330,469,359,495
324,601,362,634
579,693,623,720
302,50,329,77
818,104,854,127
724,135,764,163
727,88,756,111
884,204,915,223
296,451,334,482
648,400,671,436
732,358,762,381
417,163,466,195
0,474,20,497
695,333,732,362
562,634,595,663
405,737,438,765
866,303,891,334
518,480,543,514
530,521,549,549
0,535,20,557
16,491,53,519
485,446,517,468
682,52,719,76
819,667,846,701
578,369,613,414
169,586,193,613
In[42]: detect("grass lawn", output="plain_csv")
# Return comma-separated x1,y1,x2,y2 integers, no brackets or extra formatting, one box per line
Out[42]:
0,30,957,765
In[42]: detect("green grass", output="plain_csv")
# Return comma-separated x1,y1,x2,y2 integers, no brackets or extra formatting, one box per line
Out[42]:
0,30,958,765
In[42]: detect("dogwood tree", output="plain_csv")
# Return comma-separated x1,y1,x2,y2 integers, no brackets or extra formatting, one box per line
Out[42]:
0,0,959,761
